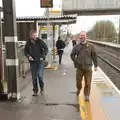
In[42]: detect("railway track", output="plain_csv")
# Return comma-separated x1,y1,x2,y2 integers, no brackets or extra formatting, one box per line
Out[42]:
97,54,120,72
96,47,120,60
95,47,120,72
95,47,120,89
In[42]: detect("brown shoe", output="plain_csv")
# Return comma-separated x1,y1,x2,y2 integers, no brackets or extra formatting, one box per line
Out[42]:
76,90,80,96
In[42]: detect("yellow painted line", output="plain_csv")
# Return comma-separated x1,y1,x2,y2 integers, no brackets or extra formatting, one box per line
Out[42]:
44,66,58,70
40,28,58,30
77,67,118,120
49,10,61,13
79,95,92,120
78,85,108,120
85,102,92,120
79,96,88,119
40,26,58,30
54,66,58,70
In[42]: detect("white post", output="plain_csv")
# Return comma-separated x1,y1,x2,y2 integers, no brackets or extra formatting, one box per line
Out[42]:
46,8,52,67
119,15,120,44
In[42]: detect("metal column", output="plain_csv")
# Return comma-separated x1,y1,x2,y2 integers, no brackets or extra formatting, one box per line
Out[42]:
52,24,56,62
0,10,3,94
59,25,61,36
67,25,69,37
3,0,20,101
46,8,52,67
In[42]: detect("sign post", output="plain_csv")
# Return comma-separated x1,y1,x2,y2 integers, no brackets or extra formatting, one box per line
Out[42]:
40,0,53,8
40,0,53,68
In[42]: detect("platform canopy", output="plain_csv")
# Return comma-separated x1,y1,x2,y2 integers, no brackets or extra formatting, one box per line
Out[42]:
37,19,77,25
2,14,77,25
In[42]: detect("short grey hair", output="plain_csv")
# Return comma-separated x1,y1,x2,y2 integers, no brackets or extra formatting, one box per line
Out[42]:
30,29,36,36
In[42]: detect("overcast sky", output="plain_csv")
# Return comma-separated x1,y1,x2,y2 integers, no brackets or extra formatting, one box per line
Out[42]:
15,0,45,16
70,15,119,34
0,0,119,34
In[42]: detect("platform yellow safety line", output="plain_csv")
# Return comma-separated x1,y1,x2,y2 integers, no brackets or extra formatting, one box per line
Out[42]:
79,96,87,120
76,67,109,120
85,102,92,120
79,95,92,120
78,85,108,120
44,66,58,70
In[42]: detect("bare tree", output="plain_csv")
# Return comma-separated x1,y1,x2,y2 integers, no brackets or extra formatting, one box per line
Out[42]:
87,20,117,42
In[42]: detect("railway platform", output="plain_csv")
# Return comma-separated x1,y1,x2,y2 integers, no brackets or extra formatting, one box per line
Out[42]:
0,41,120,120
87,39,120,48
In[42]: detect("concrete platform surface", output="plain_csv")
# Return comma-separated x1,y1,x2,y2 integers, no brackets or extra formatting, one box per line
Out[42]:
0,41,81,120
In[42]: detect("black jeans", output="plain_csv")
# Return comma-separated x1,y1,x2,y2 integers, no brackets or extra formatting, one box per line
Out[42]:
58,50,63,64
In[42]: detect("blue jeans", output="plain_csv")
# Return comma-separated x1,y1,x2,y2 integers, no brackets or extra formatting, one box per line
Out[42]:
58,50,63,64
30,60,44,93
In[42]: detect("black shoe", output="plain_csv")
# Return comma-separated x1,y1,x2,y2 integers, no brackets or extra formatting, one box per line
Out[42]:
32,92,37,96
59,60,61,64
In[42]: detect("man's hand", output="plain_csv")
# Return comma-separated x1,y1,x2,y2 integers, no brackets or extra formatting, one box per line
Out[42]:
94,67,98,71
28,56,33,61
40,58,43,61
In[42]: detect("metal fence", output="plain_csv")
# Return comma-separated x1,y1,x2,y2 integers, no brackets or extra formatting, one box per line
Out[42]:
3,46,30,82
18,46,30,79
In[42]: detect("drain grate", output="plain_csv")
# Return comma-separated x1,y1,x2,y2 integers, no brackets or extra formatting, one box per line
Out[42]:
70,92,76,94
45,103,59,106
45,103,79,112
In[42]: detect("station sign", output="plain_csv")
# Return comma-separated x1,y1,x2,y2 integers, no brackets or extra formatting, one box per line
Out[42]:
40,0,53,8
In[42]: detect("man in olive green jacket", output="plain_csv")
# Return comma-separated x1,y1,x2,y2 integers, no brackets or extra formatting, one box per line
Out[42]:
70,31,98,101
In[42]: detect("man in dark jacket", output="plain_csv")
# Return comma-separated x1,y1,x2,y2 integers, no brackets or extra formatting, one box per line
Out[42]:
24,30,48,96
70,31,98,101
56,36,66,64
